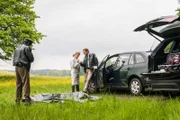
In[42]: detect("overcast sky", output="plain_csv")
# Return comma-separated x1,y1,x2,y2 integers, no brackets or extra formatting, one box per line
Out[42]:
0,0,179,70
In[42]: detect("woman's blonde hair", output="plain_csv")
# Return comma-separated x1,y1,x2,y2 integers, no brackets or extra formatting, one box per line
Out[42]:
73,52,80,57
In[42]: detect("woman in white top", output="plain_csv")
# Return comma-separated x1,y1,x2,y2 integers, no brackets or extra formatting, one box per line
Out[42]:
70,52,81,92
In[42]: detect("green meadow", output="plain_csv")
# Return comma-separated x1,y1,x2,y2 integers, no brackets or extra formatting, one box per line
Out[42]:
0,71,180,120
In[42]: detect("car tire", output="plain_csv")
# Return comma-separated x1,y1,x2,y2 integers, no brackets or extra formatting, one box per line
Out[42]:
129,78,143,95
87,81,97,93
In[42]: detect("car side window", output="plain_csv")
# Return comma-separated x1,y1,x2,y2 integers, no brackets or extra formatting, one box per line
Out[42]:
117,54,131,66
105,57,118,68
129,54,134,65
135,54,145,64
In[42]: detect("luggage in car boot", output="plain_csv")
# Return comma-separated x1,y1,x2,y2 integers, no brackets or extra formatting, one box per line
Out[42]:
159,52,180,72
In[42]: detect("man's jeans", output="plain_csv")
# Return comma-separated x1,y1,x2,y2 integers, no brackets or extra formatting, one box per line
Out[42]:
84,69,93,91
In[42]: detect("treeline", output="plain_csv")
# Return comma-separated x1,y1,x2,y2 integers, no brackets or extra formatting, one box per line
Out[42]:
30,69,84,77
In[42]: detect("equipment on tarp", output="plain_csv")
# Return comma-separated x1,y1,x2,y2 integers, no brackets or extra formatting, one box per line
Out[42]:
30,92,100,103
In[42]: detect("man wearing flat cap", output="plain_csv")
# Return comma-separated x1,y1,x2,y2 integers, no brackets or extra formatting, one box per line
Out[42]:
13,38,34,104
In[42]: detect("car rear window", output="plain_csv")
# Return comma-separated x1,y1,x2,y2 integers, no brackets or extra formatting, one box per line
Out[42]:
135,54,145,63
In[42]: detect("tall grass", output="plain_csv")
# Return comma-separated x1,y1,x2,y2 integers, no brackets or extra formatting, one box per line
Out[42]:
0,71,180,120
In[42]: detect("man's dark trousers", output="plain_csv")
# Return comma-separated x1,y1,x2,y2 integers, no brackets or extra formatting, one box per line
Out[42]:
15,66,30,102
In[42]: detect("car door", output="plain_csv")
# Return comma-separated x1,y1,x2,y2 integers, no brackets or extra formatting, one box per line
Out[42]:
133,53,148,80
118,53,135,86
111,53,133,87
103,54,119,85
134,53,147,71
94,54,110,88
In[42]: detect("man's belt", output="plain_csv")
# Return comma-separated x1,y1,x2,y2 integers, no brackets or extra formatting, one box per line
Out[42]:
15,62,24,67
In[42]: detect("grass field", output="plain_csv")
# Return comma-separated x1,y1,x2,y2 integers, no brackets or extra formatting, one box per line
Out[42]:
1,71,180,120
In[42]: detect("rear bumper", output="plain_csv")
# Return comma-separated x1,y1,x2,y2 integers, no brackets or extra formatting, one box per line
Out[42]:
146,78,180,91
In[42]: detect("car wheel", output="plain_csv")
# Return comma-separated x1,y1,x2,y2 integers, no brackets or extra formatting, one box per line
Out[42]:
88,81,97,93
129,78,142,95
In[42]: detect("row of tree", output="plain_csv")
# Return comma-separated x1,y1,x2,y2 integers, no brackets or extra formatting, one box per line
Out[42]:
30,69,84,77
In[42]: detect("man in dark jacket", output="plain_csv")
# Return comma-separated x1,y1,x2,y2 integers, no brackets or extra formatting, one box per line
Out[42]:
80,48,98,92
13,38,34,103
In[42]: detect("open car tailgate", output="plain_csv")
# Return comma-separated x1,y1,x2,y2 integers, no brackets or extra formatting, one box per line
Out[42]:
134,15,180,39
134,16,179,32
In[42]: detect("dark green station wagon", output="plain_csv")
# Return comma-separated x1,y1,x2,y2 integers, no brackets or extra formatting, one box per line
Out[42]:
89,51,150,95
